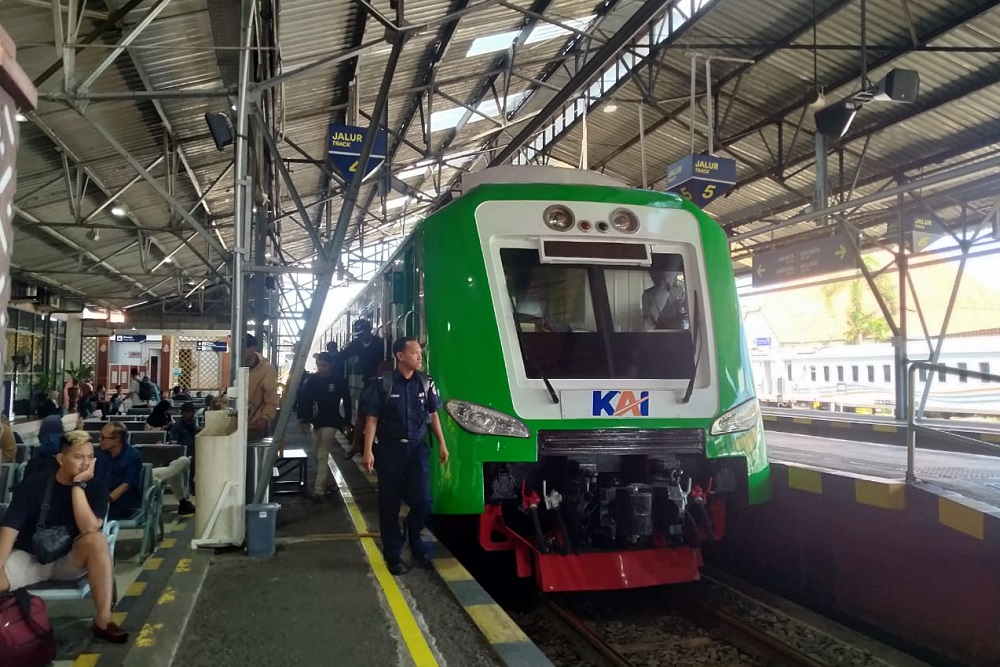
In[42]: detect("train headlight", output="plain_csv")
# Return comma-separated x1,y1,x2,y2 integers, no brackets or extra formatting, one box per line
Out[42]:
445,400,530,438
709,398,759,435
543,205,574,232
610,207,639,233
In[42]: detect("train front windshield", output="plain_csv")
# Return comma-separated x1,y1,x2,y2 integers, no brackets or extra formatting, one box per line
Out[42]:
502,248,697,380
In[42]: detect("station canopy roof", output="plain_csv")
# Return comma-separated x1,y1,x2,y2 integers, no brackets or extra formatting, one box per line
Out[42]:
4,0,1000,316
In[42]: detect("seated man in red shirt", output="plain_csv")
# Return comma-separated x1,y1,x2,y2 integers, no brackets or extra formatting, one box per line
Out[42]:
0,430,127,643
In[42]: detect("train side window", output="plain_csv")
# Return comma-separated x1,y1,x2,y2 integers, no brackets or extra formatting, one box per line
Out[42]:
883,364,891,382
919,367,927,381
787,364,792,381
938,369,946,382
866,365,874,383
957,362,968,383
823,366,830,382
980,362,990,382
837,366,844,382
809,366,816,381
851,365,859,382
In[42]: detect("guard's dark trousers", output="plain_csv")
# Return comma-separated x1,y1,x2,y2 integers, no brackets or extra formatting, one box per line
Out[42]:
375,439,431,565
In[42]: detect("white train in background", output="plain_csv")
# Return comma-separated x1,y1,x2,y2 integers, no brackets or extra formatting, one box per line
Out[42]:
751,336,1000,417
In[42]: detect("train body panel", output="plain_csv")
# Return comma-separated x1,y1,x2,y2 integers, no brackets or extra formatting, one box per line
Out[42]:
323,167,770,590
752,337,1000,416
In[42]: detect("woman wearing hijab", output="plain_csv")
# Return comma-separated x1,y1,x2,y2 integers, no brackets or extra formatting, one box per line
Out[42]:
24,414,65,476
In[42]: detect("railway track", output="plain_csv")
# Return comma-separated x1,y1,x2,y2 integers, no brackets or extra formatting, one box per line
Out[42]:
511,573,924,667
539,594,823,667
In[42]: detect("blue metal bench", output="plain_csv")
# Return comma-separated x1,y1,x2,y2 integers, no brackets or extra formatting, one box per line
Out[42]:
116,463,163,561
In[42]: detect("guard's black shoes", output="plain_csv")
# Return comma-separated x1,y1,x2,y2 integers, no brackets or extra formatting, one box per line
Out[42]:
178,499,196,515
387,561,408,576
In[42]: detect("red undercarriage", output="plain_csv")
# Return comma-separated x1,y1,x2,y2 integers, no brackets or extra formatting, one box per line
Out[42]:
478,500,726,592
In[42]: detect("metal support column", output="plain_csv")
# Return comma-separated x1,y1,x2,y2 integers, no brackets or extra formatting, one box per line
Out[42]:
894,190,908,420
252,26,408,505
230,0,257,383
814,132,828,223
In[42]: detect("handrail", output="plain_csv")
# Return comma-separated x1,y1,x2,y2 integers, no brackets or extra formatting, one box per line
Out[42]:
395,308,416,337
905,361,1000,482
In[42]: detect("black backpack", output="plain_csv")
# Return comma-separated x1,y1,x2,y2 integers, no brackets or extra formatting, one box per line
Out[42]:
138,379,152,401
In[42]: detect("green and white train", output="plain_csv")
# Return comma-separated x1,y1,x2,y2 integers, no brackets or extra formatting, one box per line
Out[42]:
323,166,770,591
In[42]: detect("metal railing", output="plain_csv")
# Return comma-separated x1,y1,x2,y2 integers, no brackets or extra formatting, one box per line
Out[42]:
905,361,1000,483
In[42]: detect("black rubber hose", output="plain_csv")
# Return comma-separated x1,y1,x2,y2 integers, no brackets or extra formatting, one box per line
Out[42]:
552,506,570,555
528,506,549,554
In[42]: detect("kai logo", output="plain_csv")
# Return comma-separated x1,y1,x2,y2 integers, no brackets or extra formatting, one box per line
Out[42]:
592,390,650,417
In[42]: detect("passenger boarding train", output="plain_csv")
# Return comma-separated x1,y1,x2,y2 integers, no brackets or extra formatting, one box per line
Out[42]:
321,166,770,592
751,337,1000,417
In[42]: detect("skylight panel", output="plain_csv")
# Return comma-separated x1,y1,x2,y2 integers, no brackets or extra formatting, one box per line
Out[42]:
467,29,519,57
514,0,718,165
525,15,595,46
466,14,595,58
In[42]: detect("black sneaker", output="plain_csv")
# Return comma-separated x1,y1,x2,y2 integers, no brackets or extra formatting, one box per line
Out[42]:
387,561,408,576
178,499,196,516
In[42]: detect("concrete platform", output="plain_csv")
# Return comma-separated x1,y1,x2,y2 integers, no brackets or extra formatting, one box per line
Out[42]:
713,456,1000,666
763,408,1000,454
155,429,547,667
767,430,1000,507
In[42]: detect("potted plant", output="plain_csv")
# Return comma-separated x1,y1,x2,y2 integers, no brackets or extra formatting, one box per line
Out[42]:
66,362,94,412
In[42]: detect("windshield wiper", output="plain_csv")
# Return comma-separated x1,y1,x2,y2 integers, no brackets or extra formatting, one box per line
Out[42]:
508,295,559,404
682,289,701,404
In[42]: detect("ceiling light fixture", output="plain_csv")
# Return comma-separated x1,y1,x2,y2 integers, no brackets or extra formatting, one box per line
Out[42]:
111,206,126,217
603,101,619,113
15,113,27,122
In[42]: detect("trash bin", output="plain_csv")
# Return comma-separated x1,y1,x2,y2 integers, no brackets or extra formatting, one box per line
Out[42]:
245,503,280,558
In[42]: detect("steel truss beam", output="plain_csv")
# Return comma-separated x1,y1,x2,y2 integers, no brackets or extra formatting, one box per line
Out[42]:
14,206,159,296
20,115,203,285
72,103,230,259
720,0,1000,147
718,66,1000,204
489,0,671,166
588,0,856,172
731,154,1000,243
350,0,472,256
76,0,175,93
33,0,147,88
253,21,408,505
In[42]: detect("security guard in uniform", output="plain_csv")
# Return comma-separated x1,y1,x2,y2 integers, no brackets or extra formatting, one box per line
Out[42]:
361,337,449,575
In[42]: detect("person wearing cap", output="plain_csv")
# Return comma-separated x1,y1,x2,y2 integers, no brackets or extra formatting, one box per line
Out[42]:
244,334,278,441
332,318,387,459
168,401,201,495
298,352,349,501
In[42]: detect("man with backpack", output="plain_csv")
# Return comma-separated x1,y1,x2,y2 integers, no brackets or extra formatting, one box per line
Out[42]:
360,337,449,575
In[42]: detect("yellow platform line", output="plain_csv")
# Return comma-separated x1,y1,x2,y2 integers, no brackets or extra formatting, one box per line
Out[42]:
73,654,100,667
330,462,439,667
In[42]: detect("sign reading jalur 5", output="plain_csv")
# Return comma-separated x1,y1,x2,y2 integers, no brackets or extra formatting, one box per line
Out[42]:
665,154,736,209
327,124,387,185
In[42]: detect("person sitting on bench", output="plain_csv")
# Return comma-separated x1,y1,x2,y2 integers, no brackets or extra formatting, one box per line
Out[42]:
0,430,127,643
97,422,194,518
